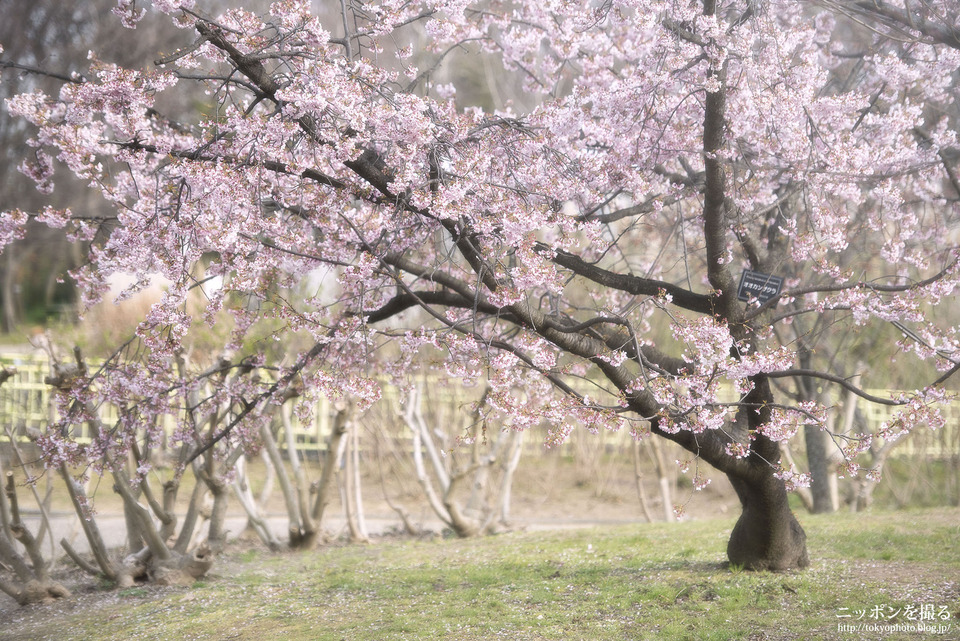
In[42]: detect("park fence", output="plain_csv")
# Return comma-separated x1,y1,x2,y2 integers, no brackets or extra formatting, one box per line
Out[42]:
0,353,957,460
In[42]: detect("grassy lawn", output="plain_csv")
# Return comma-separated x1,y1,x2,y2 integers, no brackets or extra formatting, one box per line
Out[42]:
2,508,958,641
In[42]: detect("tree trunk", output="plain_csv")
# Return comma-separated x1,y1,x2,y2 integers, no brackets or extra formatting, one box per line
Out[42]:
649,438,674,522
496,429,523,527
122,485,148,552
261,409,310,547
632,440,655,523
310,404,351,536
231,456,283,551
851,440,894,512
726,472,809,571
0,531,71,606
202,473,230,555
0,472,71,606
721,377,810,571
149,546,215,586
803,423,837,513
1,247,19,333
341,425,369,543
372,422,423,536
614,358,809,570
58,464,120,582
793,328,839,514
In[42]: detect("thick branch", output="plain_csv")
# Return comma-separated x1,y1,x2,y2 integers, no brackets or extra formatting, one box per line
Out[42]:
382,252,485,303
592,356,753,478
57,465,117,581
365,290,505,324
544,246,715,314
577,191,691,224
194,22,281,94
591,325,691,375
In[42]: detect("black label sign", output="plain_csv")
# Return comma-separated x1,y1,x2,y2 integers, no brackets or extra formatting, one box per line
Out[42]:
737,270,783,304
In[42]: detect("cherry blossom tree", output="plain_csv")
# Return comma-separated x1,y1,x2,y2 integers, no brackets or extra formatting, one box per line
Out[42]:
2,0,959,572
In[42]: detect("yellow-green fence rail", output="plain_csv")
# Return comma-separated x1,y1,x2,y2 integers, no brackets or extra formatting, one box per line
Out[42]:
0,353,957,459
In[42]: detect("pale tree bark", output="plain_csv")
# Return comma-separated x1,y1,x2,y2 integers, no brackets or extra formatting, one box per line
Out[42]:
2,418,57,557
48,350,217,587
632,439,655,523
230,410,284,548
851,449,891,511
848,389,894,513
121,482,148,553
495,429,523,527
352,423,368,538
57,463,125,584
648,438,675,523
0,369,69,606
235,400,355,550
401,384,521,537
0,472,70,606
256,404,312,547
404,387,464,534
280,402,324,547
231,455,283,551
175,354,251,559
837,371,863,509
258,449,276,507
794,328,839,514
804,414,838,513
339,416,369,543
227,396,323,550
310,403,351,542
196,451,234,557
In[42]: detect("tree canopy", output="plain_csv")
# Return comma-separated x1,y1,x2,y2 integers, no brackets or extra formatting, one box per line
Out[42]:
2,0,959,570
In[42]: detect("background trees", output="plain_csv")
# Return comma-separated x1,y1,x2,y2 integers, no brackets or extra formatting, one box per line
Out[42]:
0,1,204,330
1,0,958,575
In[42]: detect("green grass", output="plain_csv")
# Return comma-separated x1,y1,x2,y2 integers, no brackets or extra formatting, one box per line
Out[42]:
2,508,958,641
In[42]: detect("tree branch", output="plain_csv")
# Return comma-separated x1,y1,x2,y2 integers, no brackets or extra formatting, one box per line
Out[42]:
838,0,960,49
745,255,960,321
0,60,84,84
701,53,736,317
543,245,715,314
364,290,507,324
110,140,346,190
764,368,904,405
